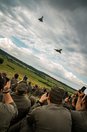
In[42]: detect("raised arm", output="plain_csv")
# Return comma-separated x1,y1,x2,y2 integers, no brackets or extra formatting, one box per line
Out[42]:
3,81,14,104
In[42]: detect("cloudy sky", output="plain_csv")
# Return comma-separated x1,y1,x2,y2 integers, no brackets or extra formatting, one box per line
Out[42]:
0,0,87,91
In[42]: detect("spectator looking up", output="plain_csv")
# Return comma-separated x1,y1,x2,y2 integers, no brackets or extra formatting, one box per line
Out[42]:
11,73,19,92
71,90,87,132
26,87,72,132
0,74,17,132
11,83,31,125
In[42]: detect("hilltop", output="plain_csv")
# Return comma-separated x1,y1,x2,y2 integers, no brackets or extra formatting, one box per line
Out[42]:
0,48,75,93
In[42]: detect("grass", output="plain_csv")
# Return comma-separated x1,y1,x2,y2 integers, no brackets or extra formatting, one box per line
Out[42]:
0,53,75,93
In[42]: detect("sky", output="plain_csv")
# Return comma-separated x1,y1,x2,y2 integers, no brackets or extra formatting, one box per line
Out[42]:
0,0,87,92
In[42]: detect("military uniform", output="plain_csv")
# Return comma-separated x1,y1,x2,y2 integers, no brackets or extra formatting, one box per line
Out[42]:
27,104,72,132
0,102,17,132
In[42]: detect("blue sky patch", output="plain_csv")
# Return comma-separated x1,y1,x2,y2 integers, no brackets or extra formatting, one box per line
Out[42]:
11,36,28,48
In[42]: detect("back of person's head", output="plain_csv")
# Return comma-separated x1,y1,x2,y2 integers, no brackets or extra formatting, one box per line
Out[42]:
0,73,5,90
14,73,19,79
16,83,28,95
0,73,10,90
49,87,65,104
23,75,28,81
28,81,31,85
1,72,7,78
63,91,69,99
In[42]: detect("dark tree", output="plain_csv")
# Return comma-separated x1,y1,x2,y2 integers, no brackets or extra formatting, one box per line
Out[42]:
0,58,4,64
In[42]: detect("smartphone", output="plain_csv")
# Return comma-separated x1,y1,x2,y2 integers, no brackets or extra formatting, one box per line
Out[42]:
79,86,86,93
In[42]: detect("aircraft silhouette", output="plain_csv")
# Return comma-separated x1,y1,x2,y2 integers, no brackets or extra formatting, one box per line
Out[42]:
55,49,62,53
38,16,43,22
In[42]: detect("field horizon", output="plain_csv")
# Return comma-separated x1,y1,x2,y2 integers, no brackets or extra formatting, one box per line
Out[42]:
0,48,75,94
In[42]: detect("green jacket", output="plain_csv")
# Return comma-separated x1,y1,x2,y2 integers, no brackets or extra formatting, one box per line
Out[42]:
0,102,17,132
27,104,72,132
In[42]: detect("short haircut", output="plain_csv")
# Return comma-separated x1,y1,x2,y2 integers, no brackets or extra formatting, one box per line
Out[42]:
49,87,65,104
23,75,28,81
14,73,19,79
16,83,28,95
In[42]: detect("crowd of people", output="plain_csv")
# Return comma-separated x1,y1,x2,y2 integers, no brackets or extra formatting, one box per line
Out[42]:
0,72,87,132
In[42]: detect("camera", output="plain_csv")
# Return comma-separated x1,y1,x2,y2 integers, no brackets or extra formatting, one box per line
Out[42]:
79,86,86,93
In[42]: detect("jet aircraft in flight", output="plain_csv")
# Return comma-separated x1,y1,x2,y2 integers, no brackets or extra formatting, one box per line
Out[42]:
55,49,62,53
38,16,44,22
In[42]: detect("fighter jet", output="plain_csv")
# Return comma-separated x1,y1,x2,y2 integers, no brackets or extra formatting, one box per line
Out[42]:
55,49,62,53
38,16,43,22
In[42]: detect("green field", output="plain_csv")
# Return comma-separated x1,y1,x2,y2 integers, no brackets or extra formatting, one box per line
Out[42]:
0,49,75,94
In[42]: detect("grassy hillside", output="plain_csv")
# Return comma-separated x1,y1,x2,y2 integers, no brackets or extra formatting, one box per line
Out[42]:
0,49,75,93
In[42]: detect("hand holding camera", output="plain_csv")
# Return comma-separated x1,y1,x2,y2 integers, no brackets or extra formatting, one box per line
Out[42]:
78,86,86,93
39,93,49,103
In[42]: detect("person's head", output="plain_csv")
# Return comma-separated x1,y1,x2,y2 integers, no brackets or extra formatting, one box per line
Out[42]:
14,73,19,79
16,83,28,95
1,72,7,78
0,73,10,91
48,87,65,105
0,74,5,91
23,75,28,81
35,84,38,88
63,91,69,99
28,81,31,85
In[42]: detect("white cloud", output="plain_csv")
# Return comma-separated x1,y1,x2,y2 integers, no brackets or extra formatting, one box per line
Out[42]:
0,37,87,89
0,0,87,90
